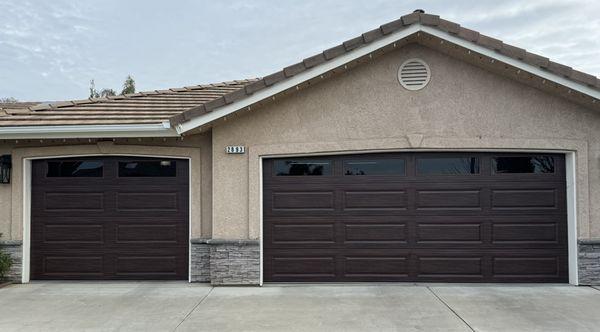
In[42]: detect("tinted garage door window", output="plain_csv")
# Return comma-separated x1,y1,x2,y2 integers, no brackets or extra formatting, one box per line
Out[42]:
31,157,189,280
263,153,568,283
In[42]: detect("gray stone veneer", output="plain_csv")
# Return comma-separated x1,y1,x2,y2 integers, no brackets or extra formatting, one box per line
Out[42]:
579,239,600,285
190,238,260,285
190,238,211,282
0,240,22,283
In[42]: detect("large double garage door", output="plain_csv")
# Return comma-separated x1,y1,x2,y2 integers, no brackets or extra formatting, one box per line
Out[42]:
31,157,189,280
264,152,568,283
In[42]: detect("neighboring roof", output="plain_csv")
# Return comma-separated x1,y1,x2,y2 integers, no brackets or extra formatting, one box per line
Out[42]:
0,79,257,127
1,11,599,139
171,10,600,133
0,102,41,112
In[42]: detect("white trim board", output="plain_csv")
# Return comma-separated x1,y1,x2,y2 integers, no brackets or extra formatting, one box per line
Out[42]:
176,23,600,134
21,153,193,283
0,122,178,139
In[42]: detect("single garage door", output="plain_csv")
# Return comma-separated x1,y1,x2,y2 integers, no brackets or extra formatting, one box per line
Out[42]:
263,152,568,282
31,157,189,280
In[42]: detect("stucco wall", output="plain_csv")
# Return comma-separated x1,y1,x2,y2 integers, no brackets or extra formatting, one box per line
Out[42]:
211,43,600,240
0,132,212,241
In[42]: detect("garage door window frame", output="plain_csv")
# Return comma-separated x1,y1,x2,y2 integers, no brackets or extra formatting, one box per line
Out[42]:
20,153,193,283
258,149,579,286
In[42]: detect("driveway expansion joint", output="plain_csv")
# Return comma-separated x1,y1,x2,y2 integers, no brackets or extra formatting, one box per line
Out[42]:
172,286,214,331
426,286,476,332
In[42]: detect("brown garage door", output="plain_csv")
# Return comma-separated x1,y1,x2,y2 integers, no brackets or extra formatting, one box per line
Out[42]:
263,152,568,282
31,157,189,280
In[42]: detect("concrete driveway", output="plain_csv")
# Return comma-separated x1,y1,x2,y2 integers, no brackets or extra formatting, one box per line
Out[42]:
0,282,599,332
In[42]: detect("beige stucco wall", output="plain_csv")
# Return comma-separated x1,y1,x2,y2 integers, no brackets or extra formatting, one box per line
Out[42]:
0,132,212,241
211,43,600,240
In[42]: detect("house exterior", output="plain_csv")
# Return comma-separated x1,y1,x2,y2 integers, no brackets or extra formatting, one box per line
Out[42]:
1,11,599,285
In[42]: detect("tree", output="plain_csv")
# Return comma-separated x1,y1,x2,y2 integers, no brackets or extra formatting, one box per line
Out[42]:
100,88,116,98
0,97,18,103
89,79,100,98
121,75,135,95
88,75,135,98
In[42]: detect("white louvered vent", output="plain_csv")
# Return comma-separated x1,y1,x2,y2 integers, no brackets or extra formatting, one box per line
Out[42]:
398,58,431,91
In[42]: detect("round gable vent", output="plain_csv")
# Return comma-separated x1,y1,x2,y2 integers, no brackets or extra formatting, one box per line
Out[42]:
398,58,431,91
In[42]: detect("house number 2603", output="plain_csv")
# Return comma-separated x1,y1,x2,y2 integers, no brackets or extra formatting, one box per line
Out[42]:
225,146,245,154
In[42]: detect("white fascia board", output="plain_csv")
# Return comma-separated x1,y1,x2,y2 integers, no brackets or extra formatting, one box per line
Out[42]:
0,121,179,139
421,26,600,100
176,24,422,134
177,23,600,134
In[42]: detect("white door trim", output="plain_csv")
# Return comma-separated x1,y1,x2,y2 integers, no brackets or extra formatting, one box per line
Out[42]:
21,153,193,283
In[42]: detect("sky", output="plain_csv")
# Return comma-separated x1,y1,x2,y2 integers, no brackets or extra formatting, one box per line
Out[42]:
1,0,599,101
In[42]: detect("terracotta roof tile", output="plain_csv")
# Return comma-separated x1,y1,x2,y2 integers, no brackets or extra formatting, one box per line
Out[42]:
438,19,460,34
168,10,599,126
0,79,257,127
477,35,503,51
303,53,327,68
499,44,527,59
323,44,346,60
263,71,286,86
343,36,364,51
401,12,420,25
457,27,480,42
3,10,598,130
362,28,384,43
380,18,404,35
284,62,307,77
419,13,440,26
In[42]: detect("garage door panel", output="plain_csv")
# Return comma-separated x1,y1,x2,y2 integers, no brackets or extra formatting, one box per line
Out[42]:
30,252,106,278
343,256,409,278
492,256,563,278
41,224,104,244
416,189,482,211
491,223,560,244
43,192,105,211
267,255,337,280
269,223,336,245
114,256,180,276
343,190,408,211
115,224,180,244
264,152,568,283
270,191,335,211
344,223,407,244
416,256,484,278
116,192,179,211
416,223,483,244
31,157,189,280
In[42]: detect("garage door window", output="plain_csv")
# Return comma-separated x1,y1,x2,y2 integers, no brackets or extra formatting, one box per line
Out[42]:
344,159,405,175
274,160,331,176
47,161,103,177
493,156,555,174
119,160,177,177
416,157,479,175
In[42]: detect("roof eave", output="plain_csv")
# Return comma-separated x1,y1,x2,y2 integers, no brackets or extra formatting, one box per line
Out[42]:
175,24,422,134
174,23,600,134
0,121,179,139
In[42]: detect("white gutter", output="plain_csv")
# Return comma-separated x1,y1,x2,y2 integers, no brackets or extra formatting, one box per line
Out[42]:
176,23,600,134
0,121,179,139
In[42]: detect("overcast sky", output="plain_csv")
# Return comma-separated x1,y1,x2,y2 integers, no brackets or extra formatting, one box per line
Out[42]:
1,0,599,101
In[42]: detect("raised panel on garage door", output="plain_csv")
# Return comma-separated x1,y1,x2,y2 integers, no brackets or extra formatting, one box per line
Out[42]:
263,152,568,283
30,157,189,280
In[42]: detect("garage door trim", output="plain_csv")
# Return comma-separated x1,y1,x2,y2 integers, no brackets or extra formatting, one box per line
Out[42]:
258,150,579,285
21,153,193,283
